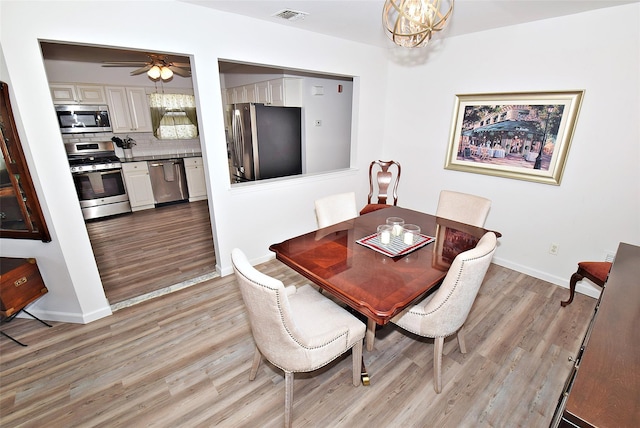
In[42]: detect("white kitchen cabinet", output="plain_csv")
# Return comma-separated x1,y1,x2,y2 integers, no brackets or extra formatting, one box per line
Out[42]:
50,83,106,105
221,88,230,106
122,162,155,211
224,89,233,105
184,157,207,202
269,78,302,107
225,78,302,107
228,86,247,104
105,86,153,133
245,84,257,103
255,81,270,104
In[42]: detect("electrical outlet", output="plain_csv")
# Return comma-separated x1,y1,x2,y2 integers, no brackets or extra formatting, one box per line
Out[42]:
549,243,559,255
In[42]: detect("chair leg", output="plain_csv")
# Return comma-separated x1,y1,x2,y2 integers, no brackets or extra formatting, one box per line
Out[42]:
284,371,294,428
457,326,467,354
561,271,583,307
249,346,261,381
433,336,444,394
351,339,363,386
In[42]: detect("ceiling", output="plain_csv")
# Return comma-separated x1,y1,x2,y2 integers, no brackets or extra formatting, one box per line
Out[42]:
40,0,637,64
178,0,638,49
40,43,190,64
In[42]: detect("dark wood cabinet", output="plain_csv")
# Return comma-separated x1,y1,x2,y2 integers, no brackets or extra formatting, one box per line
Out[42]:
1,81,51,242
552,243,640,427
0,257,48,319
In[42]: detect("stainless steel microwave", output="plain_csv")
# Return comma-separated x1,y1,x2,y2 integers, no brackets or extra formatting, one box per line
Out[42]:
55,104,112,134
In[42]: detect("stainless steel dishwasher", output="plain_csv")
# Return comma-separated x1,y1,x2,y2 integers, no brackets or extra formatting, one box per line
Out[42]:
148,159,189,205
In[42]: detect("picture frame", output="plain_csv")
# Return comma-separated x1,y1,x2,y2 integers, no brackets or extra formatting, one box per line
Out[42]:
444,90,584,185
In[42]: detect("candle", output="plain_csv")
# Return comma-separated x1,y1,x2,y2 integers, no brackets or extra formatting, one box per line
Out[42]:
380,230,391,244
402,224,421,246
392,224,403,236
404,232,414,245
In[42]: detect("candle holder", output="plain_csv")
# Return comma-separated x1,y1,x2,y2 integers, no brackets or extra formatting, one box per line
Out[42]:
386,217,405,237
402,224,421,245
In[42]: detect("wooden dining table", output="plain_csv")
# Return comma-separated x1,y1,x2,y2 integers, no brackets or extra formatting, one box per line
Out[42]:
269,206,501,354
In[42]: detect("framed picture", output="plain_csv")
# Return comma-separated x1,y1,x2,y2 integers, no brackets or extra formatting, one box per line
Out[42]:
444,90,584,185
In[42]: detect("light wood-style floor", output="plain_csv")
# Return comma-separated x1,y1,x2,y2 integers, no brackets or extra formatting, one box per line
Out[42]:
85,201,216,305
0,259,596,427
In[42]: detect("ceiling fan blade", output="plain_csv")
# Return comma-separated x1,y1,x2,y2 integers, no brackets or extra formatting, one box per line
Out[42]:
169,66,191,77
171,62,191,68
101,61,149,67
130,64,153,75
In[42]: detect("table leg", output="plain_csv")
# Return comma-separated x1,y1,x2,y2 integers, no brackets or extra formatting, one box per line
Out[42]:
366,318,376,351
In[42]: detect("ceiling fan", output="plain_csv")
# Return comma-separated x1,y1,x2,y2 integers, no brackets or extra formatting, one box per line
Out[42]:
102,53,191,80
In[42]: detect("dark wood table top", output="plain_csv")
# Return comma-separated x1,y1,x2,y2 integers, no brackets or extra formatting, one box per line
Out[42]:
269,206,500,325
563,242,640,427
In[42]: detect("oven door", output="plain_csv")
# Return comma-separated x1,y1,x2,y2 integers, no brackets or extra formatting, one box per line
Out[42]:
71,169,131,219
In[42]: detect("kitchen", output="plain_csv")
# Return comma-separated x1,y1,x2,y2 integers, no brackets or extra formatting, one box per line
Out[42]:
41,42,214,306
40,42,355,307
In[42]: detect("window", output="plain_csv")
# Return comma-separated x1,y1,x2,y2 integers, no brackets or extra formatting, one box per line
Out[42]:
148,93,198,139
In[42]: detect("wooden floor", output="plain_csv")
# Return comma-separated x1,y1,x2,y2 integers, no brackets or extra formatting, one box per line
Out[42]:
85,201,216,305
0,260,596,427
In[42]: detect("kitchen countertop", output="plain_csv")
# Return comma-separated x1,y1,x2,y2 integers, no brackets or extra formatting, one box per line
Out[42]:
120,153,202,162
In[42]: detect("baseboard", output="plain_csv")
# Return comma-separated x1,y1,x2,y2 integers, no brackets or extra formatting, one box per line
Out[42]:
17,304,112,324
492,256,601,300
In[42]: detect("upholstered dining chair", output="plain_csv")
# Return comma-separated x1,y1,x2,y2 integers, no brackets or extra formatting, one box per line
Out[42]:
360,160,401,215
315,191,359,228
561,261,612,306
436,190,492,227
391,231,498,393
231,248,366,428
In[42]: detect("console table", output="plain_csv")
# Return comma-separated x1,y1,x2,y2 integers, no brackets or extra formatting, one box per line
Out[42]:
552,242,640,427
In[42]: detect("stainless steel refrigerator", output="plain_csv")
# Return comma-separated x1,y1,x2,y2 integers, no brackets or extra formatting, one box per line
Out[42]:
227,103,302,182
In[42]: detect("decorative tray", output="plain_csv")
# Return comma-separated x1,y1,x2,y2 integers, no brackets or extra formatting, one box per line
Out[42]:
356,233,435,257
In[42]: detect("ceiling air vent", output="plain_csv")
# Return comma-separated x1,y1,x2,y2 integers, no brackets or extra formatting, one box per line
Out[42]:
272,9,308,22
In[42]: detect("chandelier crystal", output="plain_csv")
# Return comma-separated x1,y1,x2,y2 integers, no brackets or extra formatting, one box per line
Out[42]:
383,0,454,48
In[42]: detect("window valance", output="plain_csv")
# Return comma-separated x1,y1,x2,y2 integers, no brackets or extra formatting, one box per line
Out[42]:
148,93,198,139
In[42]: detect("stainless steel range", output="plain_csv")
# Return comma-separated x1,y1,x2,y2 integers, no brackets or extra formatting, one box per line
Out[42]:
65,141,131,220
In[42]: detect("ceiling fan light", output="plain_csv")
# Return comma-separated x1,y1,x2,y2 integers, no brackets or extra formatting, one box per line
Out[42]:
147,65,161,79
160,66,174,80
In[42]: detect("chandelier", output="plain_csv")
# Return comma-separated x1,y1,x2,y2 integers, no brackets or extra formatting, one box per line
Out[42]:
382,0,454,48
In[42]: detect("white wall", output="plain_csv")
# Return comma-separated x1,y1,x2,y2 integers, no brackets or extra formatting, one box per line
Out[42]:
302,76,353,174
0,45,111,323
382,4,640,297
0,0,387,322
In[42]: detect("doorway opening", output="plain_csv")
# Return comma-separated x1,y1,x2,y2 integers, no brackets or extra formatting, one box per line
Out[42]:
40,41,217,308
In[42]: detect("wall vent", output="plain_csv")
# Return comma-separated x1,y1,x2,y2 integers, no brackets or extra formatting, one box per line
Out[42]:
272,9,308,22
